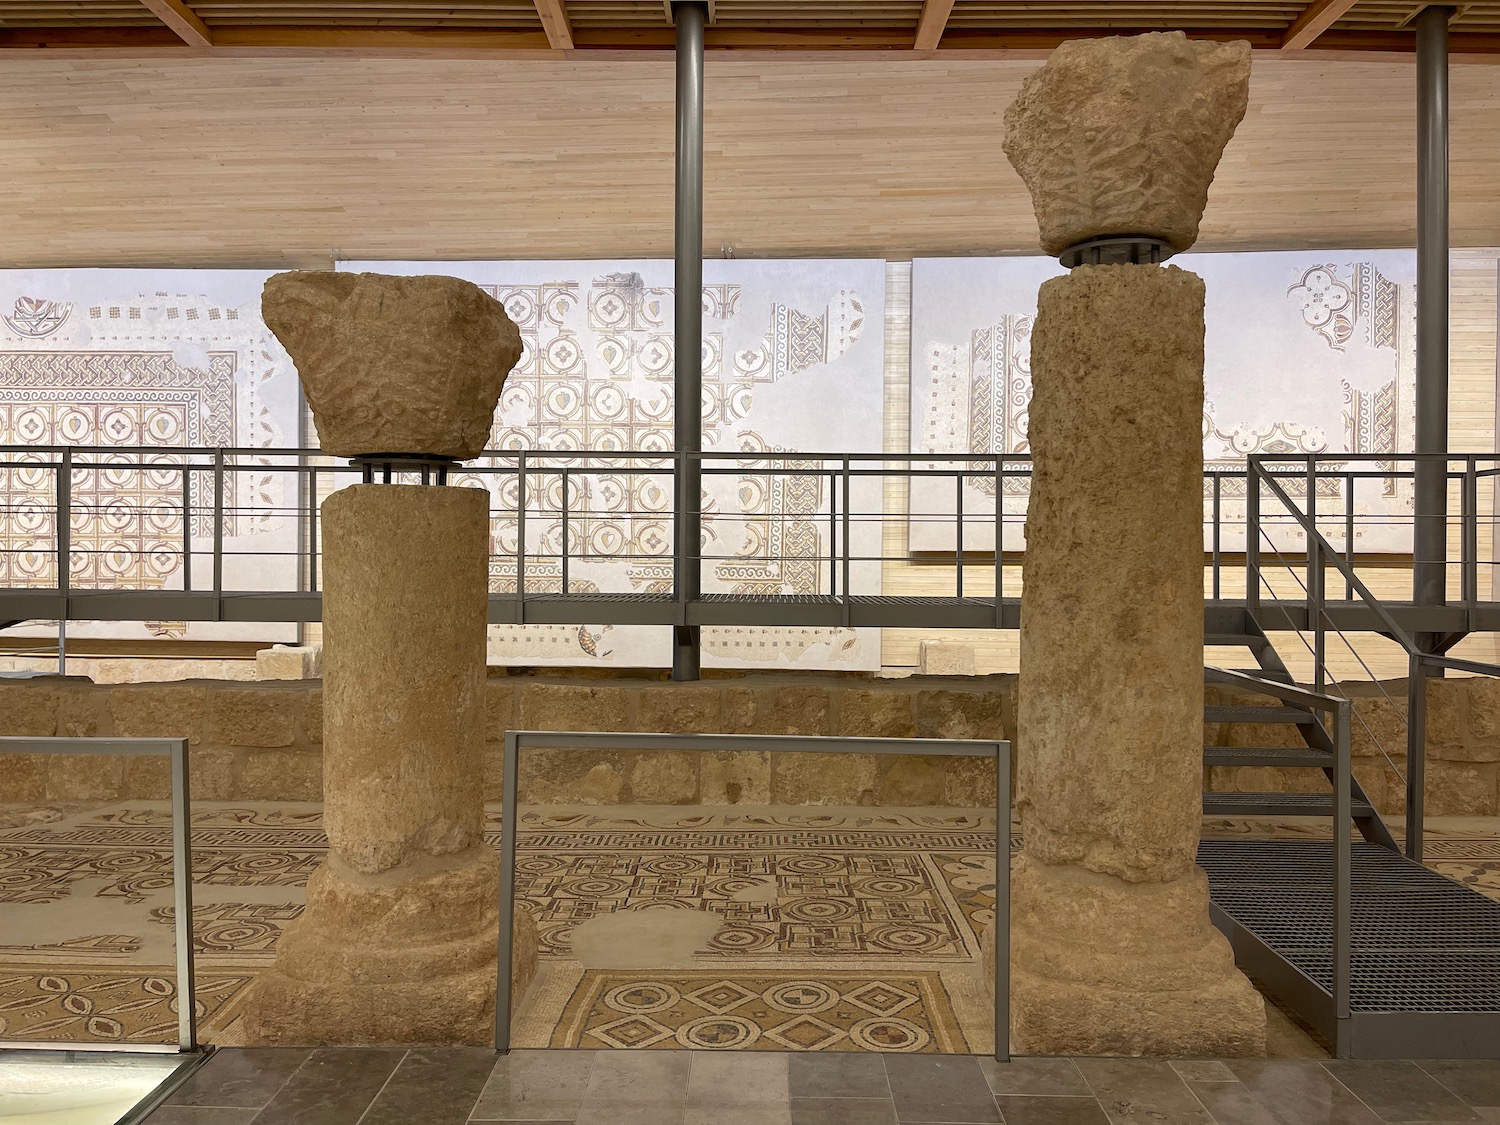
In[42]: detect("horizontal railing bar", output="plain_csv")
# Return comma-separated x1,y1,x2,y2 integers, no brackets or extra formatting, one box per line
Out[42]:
510,730,1003,756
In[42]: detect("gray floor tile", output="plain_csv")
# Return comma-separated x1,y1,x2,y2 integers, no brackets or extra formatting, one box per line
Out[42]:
1072,1058,1214,1125
471,1050,595,1121
1421,1062,1500,1109
790,1097,900,1125
358,1048,496,1125
245,1048,406,1125
690,1052,790,1104
993,1096,1111,1125
1172,1061,1238,1083
1324,1062,1481,1123
684,1106,793,1125
789,1054,890,1100
979,1057,1090,1097
1187,1081,1281,1125
166,1049,311,1109
573,1101,684,1125
582,1050,691,1104
1227,1059,1384,1125
147,1109,260,1125
883,1055,1000,1124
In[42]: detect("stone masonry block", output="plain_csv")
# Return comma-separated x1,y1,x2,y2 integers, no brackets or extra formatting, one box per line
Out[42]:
725,685,831,736
771,751,876,806
915,689,1005,741
700,750,771,805
46,754,126,800
210,686,299,748
237,749,323,802
109,684,207,745
0,682,61,737
628,751,698,803
520,683,632,733
839,689,916,739
637,684,722,735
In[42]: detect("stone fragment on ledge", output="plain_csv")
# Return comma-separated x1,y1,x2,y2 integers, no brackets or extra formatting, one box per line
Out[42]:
262,270,522,459
1003,30,1251,256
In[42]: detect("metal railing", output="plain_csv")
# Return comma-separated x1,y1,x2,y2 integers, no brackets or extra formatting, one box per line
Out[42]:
0,736,198,1053
1247,455,1500,862
494,730,1012,1060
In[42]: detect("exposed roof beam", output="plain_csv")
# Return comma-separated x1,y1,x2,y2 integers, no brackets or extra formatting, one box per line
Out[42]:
913,0,956,50
1282,0,1362,49
137,0,212,47
534,0,574,50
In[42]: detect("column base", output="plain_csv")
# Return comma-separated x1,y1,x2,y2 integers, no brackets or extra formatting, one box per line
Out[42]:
1009,855,1266,1057
242,846,536,1046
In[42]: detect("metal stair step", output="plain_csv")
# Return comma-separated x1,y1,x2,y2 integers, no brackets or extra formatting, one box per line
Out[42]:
1203,792,1376,818
1204,745,1335,768
1204,705,1315,725
1205,633,1269,649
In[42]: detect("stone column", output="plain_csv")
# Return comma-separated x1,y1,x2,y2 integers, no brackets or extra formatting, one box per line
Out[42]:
1004,32,1266,1056
242,271,525,1046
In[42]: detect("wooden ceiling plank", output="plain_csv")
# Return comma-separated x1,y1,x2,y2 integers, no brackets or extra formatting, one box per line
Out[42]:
137,0,212,45
912,0,954,48
1282,0,1362,47
532,0,573,46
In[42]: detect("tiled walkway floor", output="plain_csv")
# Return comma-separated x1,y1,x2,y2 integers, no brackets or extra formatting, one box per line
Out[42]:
142,1047,1500,1125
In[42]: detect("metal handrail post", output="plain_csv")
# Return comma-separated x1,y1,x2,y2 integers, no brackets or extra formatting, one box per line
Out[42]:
308,467,319,594
955,471,964,599
516,454,527,607
994,730,1011,1062
170,738,198,1050
1246,460,1261,614
1333,698,1352,1054
1212,473,1222,600
1311,534,1326,694
211,450,224,606
1407,652,1428,861
1344,470,1355,601
57,448,71,600
560,468,570,597
181,465,192,593
828,469,837,599
841,457,852,626
1463,457,1479,611
994,461,1004,627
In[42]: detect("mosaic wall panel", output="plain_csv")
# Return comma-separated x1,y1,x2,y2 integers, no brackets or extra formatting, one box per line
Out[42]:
0,270,301,641
342,260,886,670
910,251,1420,553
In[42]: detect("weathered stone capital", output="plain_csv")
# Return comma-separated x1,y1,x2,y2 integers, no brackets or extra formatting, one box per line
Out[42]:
1003,30,1251,257
263,270,522,460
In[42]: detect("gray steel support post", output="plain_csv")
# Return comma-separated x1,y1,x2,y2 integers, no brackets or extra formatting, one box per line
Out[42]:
672,0,706,681
1413,5,1452,619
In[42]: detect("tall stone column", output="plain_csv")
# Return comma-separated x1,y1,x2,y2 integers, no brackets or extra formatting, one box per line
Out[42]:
1004,32,1266,1055
243,271,523,1046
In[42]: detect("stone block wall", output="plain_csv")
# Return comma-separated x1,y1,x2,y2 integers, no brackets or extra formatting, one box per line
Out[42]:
1206,678,1500,817
0,671,1016,808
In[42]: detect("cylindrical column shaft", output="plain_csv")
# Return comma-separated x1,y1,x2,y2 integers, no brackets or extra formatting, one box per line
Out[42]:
1414,4,1451,611
673,0,706,681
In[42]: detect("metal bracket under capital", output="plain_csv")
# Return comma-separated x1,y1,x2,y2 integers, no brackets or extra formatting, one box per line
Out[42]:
1059,236,1175,269
350,453,460,485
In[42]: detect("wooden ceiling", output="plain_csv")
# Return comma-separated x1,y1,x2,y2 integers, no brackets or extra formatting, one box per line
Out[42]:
3,0,1500,57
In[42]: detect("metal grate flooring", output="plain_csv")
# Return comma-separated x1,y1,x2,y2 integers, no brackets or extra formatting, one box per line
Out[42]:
1199,839,1500,1013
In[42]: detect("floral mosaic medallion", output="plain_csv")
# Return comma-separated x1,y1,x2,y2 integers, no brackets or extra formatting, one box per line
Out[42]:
551,969,967,1053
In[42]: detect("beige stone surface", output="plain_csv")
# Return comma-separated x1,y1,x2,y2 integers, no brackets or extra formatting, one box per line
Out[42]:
125,747,235,801
877,755,944,806
1019,265,1208,885
1003,32,1251,256
1467,678,1500,748
839,689,916,738
1427,678,1467,749
263,270,522,460
770,751,876,806
0,681,60,737
210,686,298,748
520,683,632,732
638,684,722,734
1010,856,1264,1056
245,848,508,1046
239,749,324,802
321,485,489,874
944,756,1000,808
484,680,517,741
108,684,206,744
699,749,771,805
725,685,831,735
44,754,126,801
518,749,625,804
0,753,47,801
919,640,976,677
628,750,699,803
301,688,324,745
256,644,322,681
914,689,1005,742
1426,760,1499,817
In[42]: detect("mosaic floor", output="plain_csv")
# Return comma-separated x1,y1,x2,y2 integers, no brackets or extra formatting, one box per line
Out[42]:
0,802,1497,1055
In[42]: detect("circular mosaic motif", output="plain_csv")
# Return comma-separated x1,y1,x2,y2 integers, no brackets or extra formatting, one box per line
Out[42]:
763,980,840,1015
850,1017,930,1052
778,856,842,875
853,876,924,898
782,898,856,923
707,925,775,953
870,925,947,953
676,1015,760,1050
570,877,631,897
603,982,680,1014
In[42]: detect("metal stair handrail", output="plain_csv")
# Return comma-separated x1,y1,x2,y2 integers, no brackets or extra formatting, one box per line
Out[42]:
1248,460,1500,860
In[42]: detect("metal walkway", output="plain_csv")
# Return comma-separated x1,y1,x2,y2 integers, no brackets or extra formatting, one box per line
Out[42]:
1201,839,1500,1058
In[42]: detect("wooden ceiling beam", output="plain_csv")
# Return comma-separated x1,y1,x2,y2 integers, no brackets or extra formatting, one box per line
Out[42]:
1282,0,1362,49
533,0,574,50
137,0,212,47
913,0,956,50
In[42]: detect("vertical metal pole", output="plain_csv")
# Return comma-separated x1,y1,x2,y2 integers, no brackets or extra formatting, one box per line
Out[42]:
955,471,964,599
1246,460,1261,614
495,731,520,1052
828,469,837,598
672,0,706,682
1414,5,1452,618
181,465,193,594
1333,700,1352,1054
1212,473,1222,601
57,450,71,673
994,461,1004,628
1463,458,1479,611
516,454,527,607
1406,652,1428,862
308,468,319,594
1345,471,1355,601
170,739,198,1050
841,457,852,624
212,450,224,606
994,740,1010,1062
295,385,310,647
560,468,570,596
